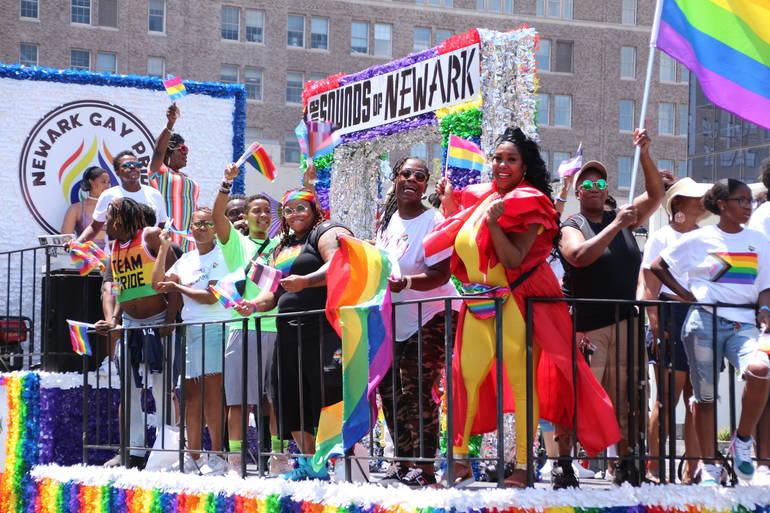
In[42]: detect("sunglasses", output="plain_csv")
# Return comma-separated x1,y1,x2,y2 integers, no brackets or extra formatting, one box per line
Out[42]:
121,161,143,169
191,220,214,228
726,197,752,207
177,144,189,155
580,179,608,191
283,204,309,216
398,169,428,183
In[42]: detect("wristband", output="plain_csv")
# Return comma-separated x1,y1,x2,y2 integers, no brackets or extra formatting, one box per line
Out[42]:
404,275,412,289
220,179,233,188
554,197,567,203
219,187,232,195
760,305,770,314
164,126,173,133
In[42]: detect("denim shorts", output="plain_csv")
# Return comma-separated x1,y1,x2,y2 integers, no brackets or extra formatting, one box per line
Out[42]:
681,307,769,403
181,323,225,379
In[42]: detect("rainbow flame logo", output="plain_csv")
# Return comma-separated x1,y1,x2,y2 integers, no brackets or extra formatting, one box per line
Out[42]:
58,138,118,203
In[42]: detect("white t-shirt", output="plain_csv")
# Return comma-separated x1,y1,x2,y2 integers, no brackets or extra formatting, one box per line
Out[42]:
376,209,459,341
660,225,770,323
92,185,169,225
641,225,688,296
748,202,770,238
167,245,230,322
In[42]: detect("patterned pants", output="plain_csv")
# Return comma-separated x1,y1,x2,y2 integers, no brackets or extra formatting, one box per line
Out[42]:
380,311,455,460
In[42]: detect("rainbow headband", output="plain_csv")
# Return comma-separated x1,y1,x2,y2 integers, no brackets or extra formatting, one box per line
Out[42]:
281,189,315,206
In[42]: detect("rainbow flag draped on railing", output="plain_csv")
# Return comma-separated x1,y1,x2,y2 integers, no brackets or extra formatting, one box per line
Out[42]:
66,241,106,276
314,236,392,470
656,0,770,130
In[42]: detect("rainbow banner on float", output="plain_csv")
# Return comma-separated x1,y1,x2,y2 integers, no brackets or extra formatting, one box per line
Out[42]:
657,0,770,130
319,235,392,470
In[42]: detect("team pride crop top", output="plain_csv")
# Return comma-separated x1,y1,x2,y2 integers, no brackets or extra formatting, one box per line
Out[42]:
110,228,159,303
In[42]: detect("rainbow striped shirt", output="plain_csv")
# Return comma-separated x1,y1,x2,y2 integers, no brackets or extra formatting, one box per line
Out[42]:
149,164,199,252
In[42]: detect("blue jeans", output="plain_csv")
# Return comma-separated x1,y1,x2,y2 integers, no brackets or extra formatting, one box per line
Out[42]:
682,307,767,403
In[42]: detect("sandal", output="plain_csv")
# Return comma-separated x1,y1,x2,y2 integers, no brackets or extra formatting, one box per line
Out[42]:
444,462,475,488
504,468,529,488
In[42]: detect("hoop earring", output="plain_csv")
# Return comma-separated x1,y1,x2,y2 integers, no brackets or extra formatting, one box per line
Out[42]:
673,212,686,223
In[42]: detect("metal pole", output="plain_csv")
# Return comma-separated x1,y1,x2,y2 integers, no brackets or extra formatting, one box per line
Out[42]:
627,0,665,203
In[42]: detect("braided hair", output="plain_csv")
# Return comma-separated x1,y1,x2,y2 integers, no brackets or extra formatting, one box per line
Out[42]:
493,127,553,200
108,197,147,239
163,133,185,166
272,189,325,257
377,157,429,235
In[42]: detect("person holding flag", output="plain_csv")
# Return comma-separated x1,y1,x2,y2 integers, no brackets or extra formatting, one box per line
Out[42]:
431,128,620,488
212,163,286,474
149,103,199,252
238,187,352,481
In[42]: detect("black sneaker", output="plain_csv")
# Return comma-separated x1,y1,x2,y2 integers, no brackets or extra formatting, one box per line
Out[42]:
551,457,579,489
128,455,147,470
613,459,641,486
380,463,408,483
401,467,437,487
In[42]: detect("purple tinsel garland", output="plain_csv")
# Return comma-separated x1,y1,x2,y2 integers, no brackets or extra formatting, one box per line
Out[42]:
340,112,437,144
339,48,438,86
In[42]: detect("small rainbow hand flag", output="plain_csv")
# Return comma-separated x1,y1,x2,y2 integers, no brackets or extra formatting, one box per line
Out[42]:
248,261,281,293
67,241,107,275
446,134,486,173
236,141,276,182
209,269,246,309
165,218,196,245
162,76,188,101
66,320,94,356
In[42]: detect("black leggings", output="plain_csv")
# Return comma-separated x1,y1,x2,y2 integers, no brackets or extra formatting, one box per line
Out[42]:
272,314,342,435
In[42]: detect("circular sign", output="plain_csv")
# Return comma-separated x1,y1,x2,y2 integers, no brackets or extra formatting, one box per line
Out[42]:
18,100,155,234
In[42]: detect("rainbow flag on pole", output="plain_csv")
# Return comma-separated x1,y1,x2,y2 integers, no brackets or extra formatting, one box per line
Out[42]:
236,141,276,182
162,76,188,101
67,241,106,276
208,269,246,309
446,134,486,173
656,0,770,130
311,401,344,471
66,320,93,356
315,235,392,471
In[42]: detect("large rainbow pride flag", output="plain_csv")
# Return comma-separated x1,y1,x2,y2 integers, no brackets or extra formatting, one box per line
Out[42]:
657,0,770,130
315,236,392,470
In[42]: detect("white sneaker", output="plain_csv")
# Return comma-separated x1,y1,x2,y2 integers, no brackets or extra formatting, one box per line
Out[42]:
269,453,294,474
200,454,228,475
227,453,244,476
163,454,200,473
103,453,122,467
539,459,553,481
753,465,770,485
698,463,722,486
594,469,613,481
573,461,595,479
730,434,755,482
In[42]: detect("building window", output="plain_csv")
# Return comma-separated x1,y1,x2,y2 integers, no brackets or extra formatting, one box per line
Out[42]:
676,161,687,178
147,57,164,77
411,143,428,160
19,43,37,66
619,100,635,132
148,0,164,32
553,95,572,127
245,68,263,100
658,103,675,135
541,151,549,169
70,49,90,70
536,93,550,126
220,65,238,84
374,24,391,57
659,53,677,82
416,0,453,5
657,159,674,172
221,6,239,41
678,104,688,136
621,0,636,25
311,17,328,50
98,0,117,27
620,46,636,79
536,39,551,71
678,65,689,84
71,0,90,24
413,27,431,51
284,132,301,163
351,21,369,54
20,0,38,19
618,156,632,188
95,52,116,73
435,29,452,45
537,0,572,18
287,15,304,47
246,127,262,143
286,71,303,104
245,10,264,43
553,152,571,172
554,41,573,73
310,72,326,82
476,0,513,13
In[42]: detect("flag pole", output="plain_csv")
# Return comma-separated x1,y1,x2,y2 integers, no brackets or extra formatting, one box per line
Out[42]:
627,0,665,204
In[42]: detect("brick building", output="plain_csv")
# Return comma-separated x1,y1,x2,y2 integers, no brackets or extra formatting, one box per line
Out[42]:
5,0,688,198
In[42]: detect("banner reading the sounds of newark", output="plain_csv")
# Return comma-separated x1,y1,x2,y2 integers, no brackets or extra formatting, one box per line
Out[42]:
306,44,480,136
0,64,246,250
